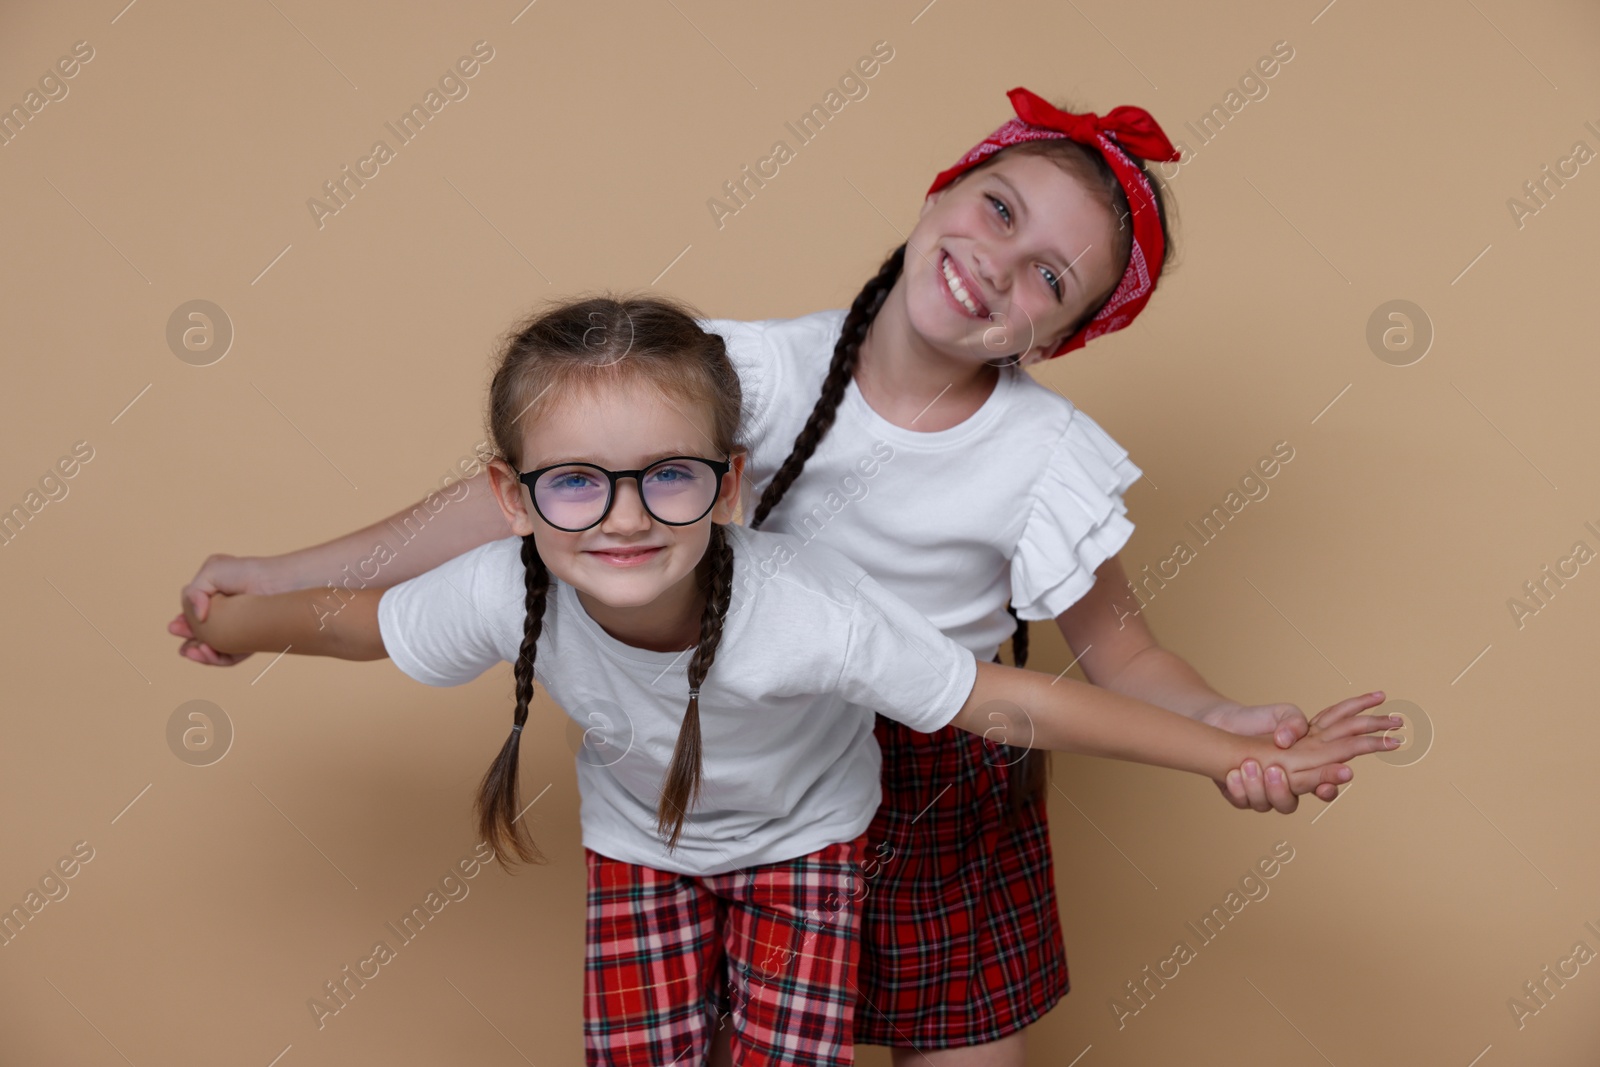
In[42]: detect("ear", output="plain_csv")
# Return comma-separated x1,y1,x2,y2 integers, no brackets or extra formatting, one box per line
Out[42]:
711,450,745,525
487,458,538,537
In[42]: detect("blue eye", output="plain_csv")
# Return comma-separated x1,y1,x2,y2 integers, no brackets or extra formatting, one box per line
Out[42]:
545,469,600,493
646,464,697,485
1039,265,1062,299
986,194,1011,224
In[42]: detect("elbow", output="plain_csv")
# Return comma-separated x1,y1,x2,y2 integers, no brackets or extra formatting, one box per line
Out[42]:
329,627,389,663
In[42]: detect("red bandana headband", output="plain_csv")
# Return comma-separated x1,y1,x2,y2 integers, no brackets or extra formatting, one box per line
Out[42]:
927,87,1181,359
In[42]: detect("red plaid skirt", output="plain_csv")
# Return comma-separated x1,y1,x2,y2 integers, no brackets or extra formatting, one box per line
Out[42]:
853,715,1070,1048
584,835,870,1066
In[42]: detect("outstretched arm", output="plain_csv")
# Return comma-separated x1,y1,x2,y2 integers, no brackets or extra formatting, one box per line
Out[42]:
180,587,388,662
172,469,511,664
1053,552,1343,810
947,660,1398,790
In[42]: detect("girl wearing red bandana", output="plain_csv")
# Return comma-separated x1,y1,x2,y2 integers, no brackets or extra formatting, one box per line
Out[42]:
174,89,1373,1064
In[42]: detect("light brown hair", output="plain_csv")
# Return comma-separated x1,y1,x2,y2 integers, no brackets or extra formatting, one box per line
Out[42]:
477,294,743,868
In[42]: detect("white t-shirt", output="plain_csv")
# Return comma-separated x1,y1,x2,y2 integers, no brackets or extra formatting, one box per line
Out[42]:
701,308,1145,659
377,521,978,876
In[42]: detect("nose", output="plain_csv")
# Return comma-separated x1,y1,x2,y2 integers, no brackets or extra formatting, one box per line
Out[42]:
971,242,1011,293
600,476,652,533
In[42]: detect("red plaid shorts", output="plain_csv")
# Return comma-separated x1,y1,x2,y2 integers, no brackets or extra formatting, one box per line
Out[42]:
853,715,1070,1049
584,834,870,1066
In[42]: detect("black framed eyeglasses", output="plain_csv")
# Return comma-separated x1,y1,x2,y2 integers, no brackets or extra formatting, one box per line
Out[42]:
517,456,731,533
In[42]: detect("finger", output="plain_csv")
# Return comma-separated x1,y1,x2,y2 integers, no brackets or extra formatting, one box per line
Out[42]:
1273,711,1310,749
188,586,212,622
1309,691,1387,731
1239,760,1273,813
1261,764,1299,814
1223,769,1249,807
168,614,194,639
1316,734,1400,765
1215,777,1249,810
1289,766,1351,801
181,638,234,667
1286,762,1354,795
1318,712,1405,741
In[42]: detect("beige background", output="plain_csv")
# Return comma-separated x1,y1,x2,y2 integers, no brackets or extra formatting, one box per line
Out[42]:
3,0,1598,1063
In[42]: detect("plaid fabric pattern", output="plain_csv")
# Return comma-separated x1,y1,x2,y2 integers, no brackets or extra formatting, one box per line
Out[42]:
853,716,1070,1049
584,835,870,1066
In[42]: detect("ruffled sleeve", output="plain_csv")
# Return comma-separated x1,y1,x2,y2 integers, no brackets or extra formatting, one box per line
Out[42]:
1008,407,1143,621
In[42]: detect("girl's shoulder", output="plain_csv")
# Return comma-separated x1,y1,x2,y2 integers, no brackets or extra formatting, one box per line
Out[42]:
722,521,867,619
719,522,969,708
1000,371,1138,474
698,308,845,364
706,523,872,691
469,534,530,585
697,309,846,452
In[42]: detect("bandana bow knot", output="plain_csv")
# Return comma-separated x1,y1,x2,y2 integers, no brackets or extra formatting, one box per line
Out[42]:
1007,90,1180,164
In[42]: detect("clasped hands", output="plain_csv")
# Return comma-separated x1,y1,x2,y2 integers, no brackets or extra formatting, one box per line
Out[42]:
1208,691,1398,814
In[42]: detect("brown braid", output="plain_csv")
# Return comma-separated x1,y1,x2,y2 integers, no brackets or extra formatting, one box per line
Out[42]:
656,522,737,850
749,244,905,531
479,293,744,870
1002,603,1051,821
476,533,551,870
746,242,1048,817
745,128,1176,822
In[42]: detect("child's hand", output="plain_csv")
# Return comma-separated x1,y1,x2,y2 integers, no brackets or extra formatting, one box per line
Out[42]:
168,553,262,666
1202,700,1311,749
1221,691,1398,811
1212,692,1393,812
1203,700,1328,812
1220,759,1350,814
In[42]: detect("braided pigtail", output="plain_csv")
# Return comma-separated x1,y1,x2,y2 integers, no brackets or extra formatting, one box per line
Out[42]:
656,523,736,850
750,244,905,530
1002,602,1050,821
475,534,550,870
1007,603,1030,668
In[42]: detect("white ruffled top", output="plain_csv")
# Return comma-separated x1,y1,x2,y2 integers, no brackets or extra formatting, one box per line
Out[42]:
703,307,1143,658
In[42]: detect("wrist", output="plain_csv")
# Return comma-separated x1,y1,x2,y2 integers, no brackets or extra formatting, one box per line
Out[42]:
1197,697,1244,727
1214,732,1269,781
247,554,303,596
198,591,260,653
190,592,227,647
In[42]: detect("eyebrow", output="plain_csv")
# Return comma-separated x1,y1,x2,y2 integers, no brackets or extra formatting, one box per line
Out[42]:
529,447,704,470
993,172,1082,286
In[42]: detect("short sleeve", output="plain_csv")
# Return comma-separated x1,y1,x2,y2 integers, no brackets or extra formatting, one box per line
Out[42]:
836,572,978,734
1008,408,1143,622
377,542,508,687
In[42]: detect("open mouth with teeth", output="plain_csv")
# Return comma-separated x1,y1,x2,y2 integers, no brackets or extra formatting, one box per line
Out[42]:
940,251,990,319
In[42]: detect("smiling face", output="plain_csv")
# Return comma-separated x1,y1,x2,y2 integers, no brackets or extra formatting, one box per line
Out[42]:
903,150,1124,367
487,375,743,647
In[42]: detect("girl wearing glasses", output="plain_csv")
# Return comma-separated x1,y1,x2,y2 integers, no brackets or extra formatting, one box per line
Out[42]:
180,294,1396,1067
174,90,1390,1065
